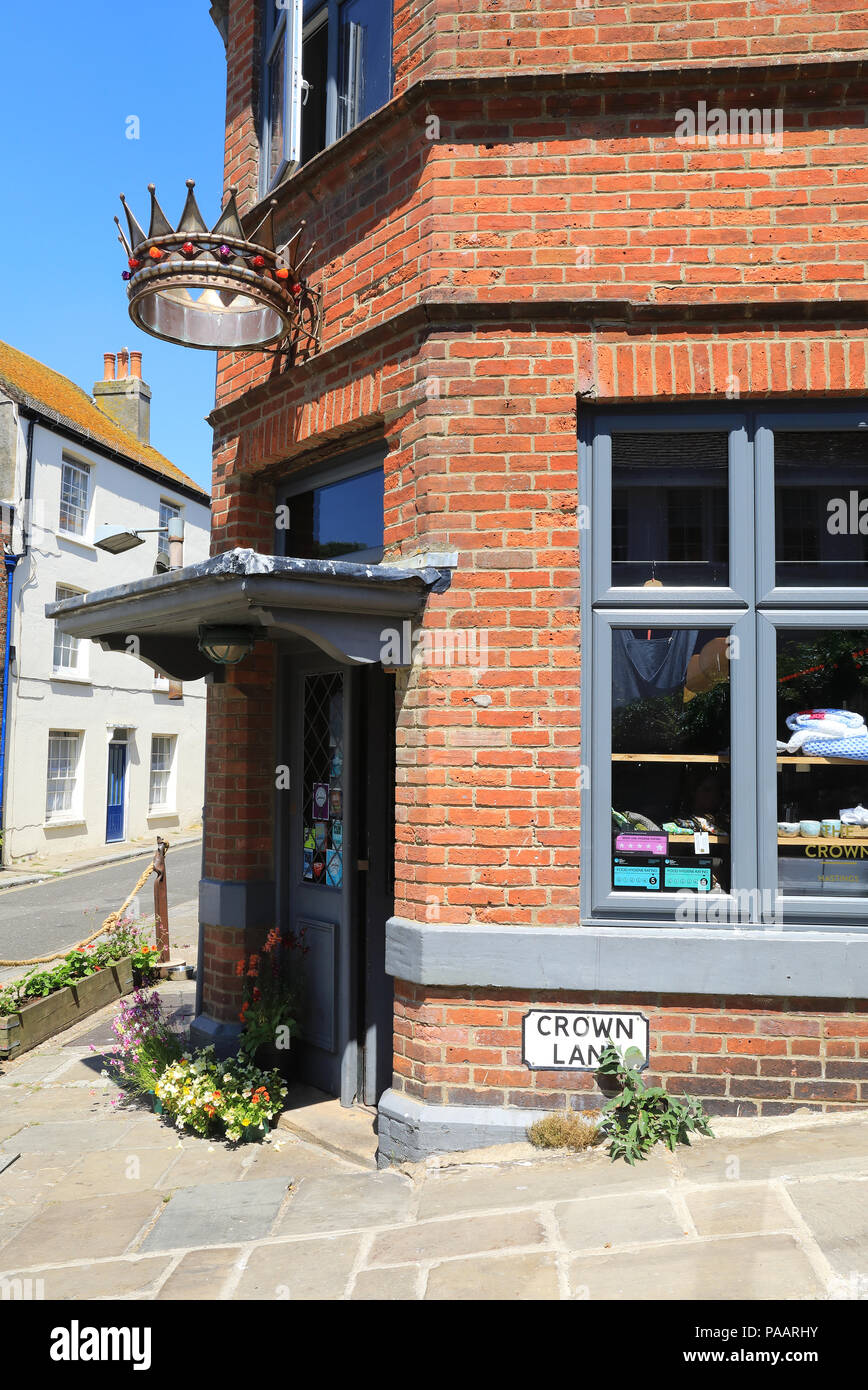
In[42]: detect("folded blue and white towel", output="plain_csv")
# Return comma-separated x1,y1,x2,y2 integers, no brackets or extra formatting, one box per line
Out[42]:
779,708,868,759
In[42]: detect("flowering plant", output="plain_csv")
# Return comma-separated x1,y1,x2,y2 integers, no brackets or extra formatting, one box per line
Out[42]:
237,927,308,1059
155,1047,287,1141
101,989,184,1100
0,917,160,1017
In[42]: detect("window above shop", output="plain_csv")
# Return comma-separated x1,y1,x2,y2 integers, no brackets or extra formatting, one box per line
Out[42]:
276,448,385,563
261,0,393,194
581,404,868,932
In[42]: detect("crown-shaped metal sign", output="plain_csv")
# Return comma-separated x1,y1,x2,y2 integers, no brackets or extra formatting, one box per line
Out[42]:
115,182,321,354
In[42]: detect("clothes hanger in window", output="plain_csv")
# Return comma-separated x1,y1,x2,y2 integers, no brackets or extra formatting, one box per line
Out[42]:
643,561,662,638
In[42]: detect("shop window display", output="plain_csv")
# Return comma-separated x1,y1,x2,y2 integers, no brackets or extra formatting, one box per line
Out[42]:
611,627,731,894
776,629,868,897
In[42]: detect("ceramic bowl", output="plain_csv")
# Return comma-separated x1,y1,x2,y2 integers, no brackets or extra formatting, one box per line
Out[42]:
778,822,800,836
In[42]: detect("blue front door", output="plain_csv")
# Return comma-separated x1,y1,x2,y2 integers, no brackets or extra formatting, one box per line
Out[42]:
106,743,126,842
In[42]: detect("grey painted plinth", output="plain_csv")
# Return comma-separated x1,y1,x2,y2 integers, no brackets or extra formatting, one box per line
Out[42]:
189,1014,243,1058
386,916,868,999
377,1088,551,1166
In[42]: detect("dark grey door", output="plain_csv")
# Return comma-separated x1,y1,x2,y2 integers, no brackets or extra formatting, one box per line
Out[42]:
286,658,356,1102
279,654,394,1108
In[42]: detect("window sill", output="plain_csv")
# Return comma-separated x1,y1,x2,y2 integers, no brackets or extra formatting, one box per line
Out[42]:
50,672,92,686
147,808,177,819
43,817,87,829
56,532,97,553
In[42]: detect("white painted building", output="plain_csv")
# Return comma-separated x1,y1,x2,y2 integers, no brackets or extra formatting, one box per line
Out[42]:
0,341,211,865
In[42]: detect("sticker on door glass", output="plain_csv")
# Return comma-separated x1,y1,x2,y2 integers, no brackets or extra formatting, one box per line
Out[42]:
312,782,330,821
326,851,343,887
302,849,314,880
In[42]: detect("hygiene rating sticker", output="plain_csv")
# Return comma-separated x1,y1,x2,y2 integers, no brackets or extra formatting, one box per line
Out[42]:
522,1009,650,1071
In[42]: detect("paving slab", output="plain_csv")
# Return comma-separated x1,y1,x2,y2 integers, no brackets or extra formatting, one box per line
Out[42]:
107,1116,187,1151
237,1136,351,1182
569,1233,824,1301
368,1209,545,1267
140,1178,290,1253
0,1155,82,1209
277,1085,378,1168
0,1118,137,1155
0,1086,115,1123
787,1179,868,1280
426,1250,561,1301
155,1146,248,1189
555,1191,686,1252
686,1183,795,1237
235,1235,362,1299
47,1147,176,1200
156,1247,243,1300
4,1256,172,1301
416,1147,675,1221
0,1191,163,1270
350,1266,422,1300
677,1122,868,1183
275,1170,414,1236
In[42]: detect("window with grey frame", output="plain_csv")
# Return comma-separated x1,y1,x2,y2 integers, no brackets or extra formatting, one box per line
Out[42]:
581,404,868,929
276,448,385,562
260,0,393,194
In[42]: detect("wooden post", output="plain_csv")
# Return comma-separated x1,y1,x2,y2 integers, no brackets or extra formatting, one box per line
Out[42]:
153,837,170,963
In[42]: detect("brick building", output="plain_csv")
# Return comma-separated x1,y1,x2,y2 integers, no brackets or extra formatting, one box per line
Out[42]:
60,0,868,1160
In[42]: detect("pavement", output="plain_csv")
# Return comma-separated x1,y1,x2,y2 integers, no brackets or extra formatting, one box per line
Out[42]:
1,977,868,1300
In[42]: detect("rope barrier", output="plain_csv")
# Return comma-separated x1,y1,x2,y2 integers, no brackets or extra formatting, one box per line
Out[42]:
0,861,157,969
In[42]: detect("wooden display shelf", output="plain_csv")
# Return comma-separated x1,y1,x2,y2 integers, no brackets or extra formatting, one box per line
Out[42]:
778,834,868,847
612,753,729,763
667,833,729,844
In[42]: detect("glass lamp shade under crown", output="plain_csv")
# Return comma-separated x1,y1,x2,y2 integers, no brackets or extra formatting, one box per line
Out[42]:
197,625,255,666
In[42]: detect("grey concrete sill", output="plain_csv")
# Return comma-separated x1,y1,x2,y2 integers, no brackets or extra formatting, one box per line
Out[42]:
386,917,868,1000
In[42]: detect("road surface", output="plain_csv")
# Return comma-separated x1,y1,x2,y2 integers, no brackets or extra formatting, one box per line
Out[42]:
0,842,201,979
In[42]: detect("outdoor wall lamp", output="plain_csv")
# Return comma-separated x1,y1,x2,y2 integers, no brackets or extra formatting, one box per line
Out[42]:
96,518,184,570
196,625,256,666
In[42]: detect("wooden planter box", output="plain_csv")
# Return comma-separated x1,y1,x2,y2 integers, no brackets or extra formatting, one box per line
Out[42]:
0,957,134,1060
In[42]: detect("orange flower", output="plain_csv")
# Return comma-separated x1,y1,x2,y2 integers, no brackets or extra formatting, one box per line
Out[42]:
263,928,281,954
235,959,246,977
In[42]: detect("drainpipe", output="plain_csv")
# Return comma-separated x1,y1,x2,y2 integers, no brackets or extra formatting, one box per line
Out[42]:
0,414,34,862
0,552,19,858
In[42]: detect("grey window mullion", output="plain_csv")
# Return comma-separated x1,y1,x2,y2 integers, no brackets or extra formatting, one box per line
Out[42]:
755,422,777,606
756,612,780,922
589,428,611,603
728,422,754,607
729,610,759,918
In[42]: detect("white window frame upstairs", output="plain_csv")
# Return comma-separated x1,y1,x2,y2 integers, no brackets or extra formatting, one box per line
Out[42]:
58,458,90,539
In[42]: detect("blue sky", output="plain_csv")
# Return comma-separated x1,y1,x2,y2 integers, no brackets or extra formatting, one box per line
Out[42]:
0,1,227,492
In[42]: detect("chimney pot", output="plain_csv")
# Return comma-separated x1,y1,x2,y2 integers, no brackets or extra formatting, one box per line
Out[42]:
130,350,142,380
118,348,129,378
103,353,116,381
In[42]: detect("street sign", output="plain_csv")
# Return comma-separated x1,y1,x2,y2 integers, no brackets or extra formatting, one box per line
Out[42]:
522,1009,649,1071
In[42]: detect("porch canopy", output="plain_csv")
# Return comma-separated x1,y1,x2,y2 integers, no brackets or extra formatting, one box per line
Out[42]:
46,547,451,679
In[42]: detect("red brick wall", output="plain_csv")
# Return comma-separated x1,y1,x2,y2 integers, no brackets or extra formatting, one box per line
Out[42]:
201,643,277,1023
394,984,868,1115
212,68,868,417
393,0,868,92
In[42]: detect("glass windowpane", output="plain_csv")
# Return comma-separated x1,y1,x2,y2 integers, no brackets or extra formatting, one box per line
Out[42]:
611,626,732,895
